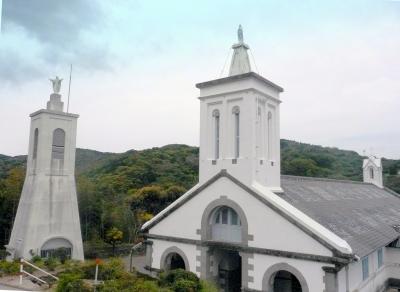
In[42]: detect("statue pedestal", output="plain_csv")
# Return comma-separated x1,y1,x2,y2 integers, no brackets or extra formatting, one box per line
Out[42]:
47,93,64,111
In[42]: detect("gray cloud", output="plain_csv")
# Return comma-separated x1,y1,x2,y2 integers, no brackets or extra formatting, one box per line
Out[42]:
1,0,110,83
3,0,100,45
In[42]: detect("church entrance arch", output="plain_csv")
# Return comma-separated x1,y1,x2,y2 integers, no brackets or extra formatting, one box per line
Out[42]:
40,237,73,259
160,246,190,272
262,263,309,292
216,249,242,292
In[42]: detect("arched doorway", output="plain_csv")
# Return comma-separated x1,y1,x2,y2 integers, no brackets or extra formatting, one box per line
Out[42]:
262,263,309,292
217,250,242,292
272,270,302,292
40,237,72,259
165,252,186,271
160,246,190,272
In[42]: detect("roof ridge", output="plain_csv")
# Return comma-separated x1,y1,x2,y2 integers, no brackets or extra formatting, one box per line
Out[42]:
281,175,370,185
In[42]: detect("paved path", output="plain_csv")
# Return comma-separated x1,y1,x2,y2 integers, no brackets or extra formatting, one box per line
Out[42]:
0,283,19,290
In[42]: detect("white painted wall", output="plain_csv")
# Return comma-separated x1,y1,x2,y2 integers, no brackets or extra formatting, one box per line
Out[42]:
150,176,332,257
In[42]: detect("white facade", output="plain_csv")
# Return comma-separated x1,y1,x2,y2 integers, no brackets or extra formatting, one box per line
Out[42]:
6,89,84,261
142,27,400,292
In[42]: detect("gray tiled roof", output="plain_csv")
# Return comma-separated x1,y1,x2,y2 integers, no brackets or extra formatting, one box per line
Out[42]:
280,175,400,258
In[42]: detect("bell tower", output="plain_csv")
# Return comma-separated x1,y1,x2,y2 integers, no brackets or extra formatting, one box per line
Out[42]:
196,26,283,192
6,77,84,260
363,155,383,188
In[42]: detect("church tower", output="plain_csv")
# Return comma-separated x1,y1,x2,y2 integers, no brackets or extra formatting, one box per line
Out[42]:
196,26,283,192
6,77,84,260
363,155,383,188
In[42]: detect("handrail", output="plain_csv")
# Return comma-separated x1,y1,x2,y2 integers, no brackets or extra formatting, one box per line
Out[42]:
21,258,59,280
21,270,47,284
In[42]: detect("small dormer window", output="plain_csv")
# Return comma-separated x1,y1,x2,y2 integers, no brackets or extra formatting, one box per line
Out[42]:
370,167,374,179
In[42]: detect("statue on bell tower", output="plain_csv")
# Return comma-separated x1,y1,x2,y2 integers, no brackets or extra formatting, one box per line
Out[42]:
49,76,63,94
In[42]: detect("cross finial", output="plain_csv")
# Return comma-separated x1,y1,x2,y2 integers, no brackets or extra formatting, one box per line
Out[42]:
238,24,244,43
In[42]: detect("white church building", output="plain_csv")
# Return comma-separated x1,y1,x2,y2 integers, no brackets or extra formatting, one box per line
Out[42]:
141,27,400,292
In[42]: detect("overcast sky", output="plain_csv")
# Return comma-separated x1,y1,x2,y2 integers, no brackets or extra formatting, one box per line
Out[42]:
0,0,399,159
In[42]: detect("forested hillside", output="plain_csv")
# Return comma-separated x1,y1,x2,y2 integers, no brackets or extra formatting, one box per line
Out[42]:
1,140,399,249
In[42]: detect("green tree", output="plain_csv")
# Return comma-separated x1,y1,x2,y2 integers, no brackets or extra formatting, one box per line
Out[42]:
105,227,123,256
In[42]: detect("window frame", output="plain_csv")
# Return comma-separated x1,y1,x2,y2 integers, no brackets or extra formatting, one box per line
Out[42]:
232,106,240,158
377,248,383,268
212,110,220,160
362,256,369,280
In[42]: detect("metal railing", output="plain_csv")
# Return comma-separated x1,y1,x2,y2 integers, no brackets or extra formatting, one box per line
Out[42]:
19,258,59,286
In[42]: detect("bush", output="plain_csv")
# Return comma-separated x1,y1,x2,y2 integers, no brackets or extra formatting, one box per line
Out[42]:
44,257,59,271
0,260,19,275
133,278,167,292
81,258,126,281
173,279,199,292
200,280,218,292
56,272,90,292
160,269,201,291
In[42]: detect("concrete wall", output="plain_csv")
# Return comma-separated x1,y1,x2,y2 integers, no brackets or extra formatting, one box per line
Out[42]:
7,107,84,260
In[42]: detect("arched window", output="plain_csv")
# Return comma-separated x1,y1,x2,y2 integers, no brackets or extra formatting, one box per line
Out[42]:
211,206,241,242
212,110,220,159
370,167,374,179
232,107,240,158
52,128,65,160
267,111,273,160
257,107,262,158
33,128,39,159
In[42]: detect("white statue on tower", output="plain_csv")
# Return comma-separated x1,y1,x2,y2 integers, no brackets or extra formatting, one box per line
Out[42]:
49,76,63,94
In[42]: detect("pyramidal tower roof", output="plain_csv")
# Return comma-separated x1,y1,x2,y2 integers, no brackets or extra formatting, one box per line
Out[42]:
229,25,251,76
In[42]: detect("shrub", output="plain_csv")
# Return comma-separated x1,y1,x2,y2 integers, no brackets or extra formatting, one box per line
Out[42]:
44,257,59,271
56,272,90,292
173,279,199,292
0,260,19,275
82,258,126,281
132,278,165,292
200,280,218,292
160,269,201,291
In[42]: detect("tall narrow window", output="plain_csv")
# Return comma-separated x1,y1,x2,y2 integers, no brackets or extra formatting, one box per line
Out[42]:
232,107,240,158
256,107,261,158
212,110,220,159
362,257,369,280
370,167,374,179
267,111,273,160
377,248,383,268
33,128,39,159
52,128,66,160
